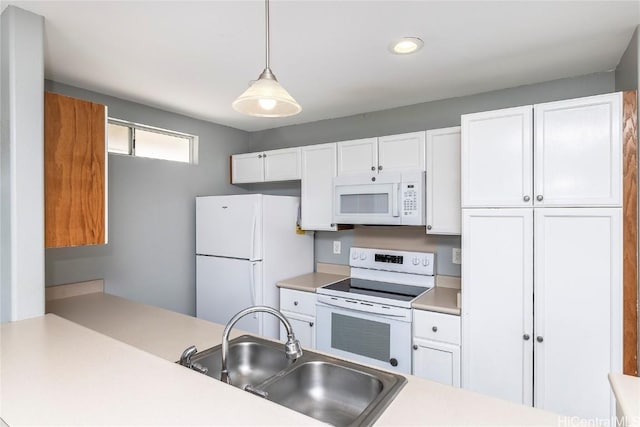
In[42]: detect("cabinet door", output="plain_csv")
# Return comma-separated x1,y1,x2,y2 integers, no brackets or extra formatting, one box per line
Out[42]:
263,147,301,182
301,143,337,231
534,208,621,420
461,106,533,208
426,127,461,234
280,312,315,349
462,209,533,405
378,131,425,173
45,92,107,247
413,338,460,387
534,93,621,207
336,138,378,175
231,152,264,183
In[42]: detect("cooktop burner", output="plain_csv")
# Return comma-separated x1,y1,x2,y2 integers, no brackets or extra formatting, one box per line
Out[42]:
321,278,429,303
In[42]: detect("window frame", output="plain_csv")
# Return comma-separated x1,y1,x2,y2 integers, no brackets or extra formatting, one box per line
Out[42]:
107,117,199,164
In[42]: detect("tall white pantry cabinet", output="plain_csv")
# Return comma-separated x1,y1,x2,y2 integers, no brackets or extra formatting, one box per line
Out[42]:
460,92,623,421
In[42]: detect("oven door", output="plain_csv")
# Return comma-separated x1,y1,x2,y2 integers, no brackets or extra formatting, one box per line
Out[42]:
316,297,412,374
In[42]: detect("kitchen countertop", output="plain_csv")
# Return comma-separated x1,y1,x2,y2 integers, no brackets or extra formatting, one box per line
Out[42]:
412,286,461,315
609,373,640,427
28,291,563,426
276,271,347,292
278,271,461,315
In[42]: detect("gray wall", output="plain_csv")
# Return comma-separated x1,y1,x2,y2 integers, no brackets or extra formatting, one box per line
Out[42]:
248,71,616,278
44,81,250,315
615,26,638,92
1,6,45,322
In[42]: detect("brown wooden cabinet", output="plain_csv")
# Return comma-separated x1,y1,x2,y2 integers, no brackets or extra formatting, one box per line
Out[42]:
44,91,107,248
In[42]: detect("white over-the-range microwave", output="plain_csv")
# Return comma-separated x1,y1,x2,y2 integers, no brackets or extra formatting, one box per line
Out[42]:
333,170,425,225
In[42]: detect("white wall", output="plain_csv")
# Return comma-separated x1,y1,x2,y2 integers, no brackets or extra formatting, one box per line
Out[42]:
0,6,45,322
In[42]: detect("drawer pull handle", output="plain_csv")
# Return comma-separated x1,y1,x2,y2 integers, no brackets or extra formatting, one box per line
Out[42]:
432,326,438,332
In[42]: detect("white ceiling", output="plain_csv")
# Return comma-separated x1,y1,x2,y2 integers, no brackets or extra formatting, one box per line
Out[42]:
6,1,640,132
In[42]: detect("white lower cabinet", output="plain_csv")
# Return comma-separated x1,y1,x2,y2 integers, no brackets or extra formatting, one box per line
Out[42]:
462,208,622,420
412,309,461,387
279,288,316,349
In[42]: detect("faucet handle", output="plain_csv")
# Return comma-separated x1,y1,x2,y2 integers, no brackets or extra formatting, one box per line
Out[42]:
179,345,198,367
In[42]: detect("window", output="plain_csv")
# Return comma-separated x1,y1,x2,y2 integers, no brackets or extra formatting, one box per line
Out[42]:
107,118,198,164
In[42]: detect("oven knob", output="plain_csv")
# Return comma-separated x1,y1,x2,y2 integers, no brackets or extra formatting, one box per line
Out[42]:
412,257,419,265
351,252,358,260
422,258,428,266
360,253,366,260
389,358,398,367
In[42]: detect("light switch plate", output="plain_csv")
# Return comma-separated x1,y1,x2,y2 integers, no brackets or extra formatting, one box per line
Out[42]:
333,240,341,255
452,248,462,264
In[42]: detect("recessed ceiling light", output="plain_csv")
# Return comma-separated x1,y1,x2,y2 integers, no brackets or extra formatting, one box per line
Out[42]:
389,37,424,55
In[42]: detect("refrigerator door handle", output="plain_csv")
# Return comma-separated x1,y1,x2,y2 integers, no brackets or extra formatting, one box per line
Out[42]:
250,207,257,261
250,262,257,318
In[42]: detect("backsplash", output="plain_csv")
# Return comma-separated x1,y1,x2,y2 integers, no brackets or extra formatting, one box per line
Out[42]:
315,225,461,277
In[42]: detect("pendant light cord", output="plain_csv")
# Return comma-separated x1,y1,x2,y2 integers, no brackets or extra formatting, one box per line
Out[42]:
265,0,270,70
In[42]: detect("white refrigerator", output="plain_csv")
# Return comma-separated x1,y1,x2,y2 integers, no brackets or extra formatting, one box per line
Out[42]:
196,194,314,338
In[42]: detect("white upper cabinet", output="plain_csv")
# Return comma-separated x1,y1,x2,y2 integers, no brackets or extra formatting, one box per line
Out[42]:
301,143,337,231
231,152,265,184
533,93,621,207
461,106,533,208
462,93,622,208
231,147,301,183
378,131,426,173
426,127,461,235
336,138,378,175
337,132,425,175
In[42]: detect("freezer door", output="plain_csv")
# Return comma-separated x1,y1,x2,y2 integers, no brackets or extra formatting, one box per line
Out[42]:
196,195,262,260
196,256,262,335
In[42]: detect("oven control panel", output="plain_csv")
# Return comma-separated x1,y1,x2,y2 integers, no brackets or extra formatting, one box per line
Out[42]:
350,247,435,275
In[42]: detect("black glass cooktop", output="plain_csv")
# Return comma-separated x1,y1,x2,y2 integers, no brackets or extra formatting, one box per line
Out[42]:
322,278,429,302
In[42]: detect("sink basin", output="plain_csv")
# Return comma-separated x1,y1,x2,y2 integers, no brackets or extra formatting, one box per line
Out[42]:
261,360,386,426
185,336,293,389
181,335,406,426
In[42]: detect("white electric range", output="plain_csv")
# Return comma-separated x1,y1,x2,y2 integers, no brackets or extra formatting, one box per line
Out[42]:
316,247,435,374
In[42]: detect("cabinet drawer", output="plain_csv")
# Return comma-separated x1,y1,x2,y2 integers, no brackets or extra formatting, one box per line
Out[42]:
413,310,460,344
280,288,316,316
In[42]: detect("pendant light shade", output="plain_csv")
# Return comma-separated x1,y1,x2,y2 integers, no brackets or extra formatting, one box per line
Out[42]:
232,68,301,117
232,0,301,117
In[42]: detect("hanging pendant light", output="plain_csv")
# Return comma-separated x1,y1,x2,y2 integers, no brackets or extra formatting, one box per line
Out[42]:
232,0,301,117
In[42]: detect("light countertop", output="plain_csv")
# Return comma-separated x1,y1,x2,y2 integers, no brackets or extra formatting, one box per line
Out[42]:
28,291,563,426
609,373,640,427
276,271,347,292
413,286,461,315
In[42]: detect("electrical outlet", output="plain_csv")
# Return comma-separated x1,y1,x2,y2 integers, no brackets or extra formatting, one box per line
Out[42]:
452,248,462,264
333,240,341,255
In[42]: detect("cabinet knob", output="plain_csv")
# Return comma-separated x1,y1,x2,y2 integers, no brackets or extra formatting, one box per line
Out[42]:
258,154,262,158
536,336,544,343
371,166,375,171
412,344,418,350
523,195,530,202
262,153,267,158
309,322,314,327
293,301,298,306
536,195,543,202
330,223,336,228
389,358,398,367
378,165,383,171
371,177,376,182
427,225,432,230
523,334,530,341
432,326,438,332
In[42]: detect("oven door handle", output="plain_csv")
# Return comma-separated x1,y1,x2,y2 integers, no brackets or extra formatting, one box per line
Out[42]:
317,295,408,319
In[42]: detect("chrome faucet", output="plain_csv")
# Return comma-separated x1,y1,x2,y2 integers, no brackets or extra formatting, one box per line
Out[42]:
220,305,303,385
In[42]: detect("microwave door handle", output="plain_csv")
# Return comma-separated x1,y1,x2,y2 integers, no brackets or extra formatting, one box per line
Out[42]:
392,183,400,217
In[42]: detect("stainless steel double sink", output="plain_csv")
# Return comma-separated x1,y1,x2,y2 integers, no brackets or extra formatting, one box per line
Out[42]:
179,335,407,426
